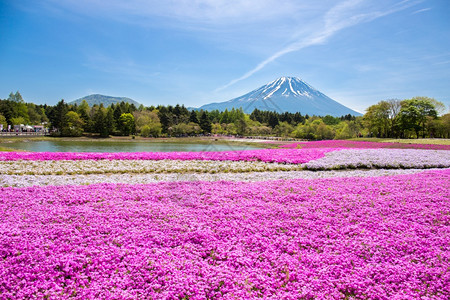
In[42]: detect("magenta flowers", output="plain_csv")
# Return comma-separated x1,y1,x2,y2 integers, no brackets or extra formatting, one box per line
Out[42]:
281,140,450,150
1,170,449,299
0,148,337,164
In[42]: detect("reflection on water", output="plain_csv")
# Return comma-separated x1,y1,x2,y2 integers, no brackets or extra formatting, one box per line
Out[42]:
3,140,262,152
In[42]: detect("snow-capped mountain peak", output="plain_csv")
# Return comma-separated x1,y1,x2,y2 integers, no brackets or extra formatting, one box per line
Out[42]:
259,76,318,100
198,76,361,117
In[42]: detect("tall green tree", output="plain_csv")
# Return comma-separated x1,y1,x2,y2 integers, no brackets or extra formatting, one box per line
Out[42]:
77,100,92,132
0,113,7,129
220,109,231,124
10,117,26,126
141,123,162,137
8,91,29,122
363,99,402,138
48,100,69,131
436,113,450,138
118,113,135,136
105,107,114,135
61,111,84,136
398,97,439,138
268,113,279,129
113,104,123,130
363,101,390,137
93,104,110,137
199,111,212,133
158,106,173,134
189,110,199,124
8,91,24,103
134,110,160,134
273,121,294,137
234,117,249,136
0,100,14,124
26,103,48,124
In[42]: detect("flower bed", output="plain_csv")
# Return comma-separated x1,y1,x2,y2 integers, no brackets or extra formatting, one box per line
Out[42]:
0,148,337,164
282,140,450,150
303,149,450,170
2,144,448,298
0,169,432,187
1,149,448,175
0,159,302,175
1,170,448,299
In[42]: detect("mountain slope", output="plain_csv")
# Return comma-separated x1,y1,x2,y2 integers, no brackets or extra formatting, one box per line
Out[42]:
199,77,361,116
69,94,140,107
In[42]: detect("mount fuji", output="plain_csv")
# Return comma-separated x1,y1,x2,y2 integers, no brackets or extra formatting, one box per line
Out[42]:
198,77,361,117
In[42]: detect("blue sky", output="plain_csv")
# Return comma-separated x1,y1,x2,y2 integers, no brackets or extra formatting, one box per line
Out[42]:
1,0,449,113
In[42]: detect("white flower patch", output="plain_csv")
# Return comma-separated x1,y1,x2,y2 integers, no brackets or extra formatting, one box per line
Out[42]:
0,159,302,175
0,169,437,187
302,149,450,170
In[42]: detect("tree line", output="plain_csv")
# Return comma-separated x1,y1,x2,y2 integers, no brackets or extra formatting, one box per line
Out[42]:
1,91,449,139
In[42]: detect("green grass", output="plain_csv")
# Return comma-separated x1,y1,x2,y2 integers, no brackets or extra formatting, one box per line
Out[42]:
0,146,24,152
0,136,54,143
349,138,450,145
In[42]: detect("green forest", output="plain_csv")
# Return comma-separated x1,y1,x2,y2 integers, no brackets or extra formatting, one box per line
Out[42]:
1,91,449,139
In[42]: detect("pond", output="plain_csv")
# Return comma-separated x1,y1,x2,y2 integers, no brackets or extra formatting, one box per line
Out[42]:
2,140,263,152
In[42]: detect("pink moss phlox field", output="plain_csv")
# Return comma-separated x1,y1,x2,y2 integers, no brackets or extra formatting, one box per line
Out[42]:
281,140,450,150
0,148,338,164
1,170,449,299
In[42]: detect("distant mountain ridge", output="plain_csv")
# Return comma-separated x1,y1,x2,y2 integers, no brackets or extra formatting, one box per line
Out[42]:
198,77,362,117
69,94,140,107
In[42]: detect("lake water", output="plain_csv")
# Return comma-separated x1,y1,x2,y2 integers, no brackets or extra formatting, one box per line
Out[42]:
2,140,263,152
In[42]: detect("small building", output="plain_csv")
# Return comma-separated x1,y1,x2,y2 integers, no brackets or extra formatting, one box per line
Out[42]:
13,124,25,132
33,125,44,132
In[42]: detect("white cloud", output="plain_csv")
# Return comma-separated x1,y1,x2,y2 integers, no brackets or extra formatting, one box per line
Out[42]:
412,7,431,14
216,0,423,91
434,60,450,65
38,0,424,95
